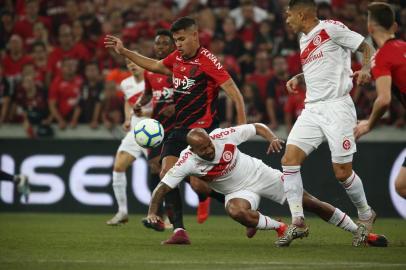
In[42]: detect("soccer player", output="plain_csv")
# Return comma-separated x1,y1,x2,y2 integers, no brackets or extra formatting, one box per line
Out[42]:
0,170,30,201
105,17,246,244
281,0,376,247
145,124,387,247
354,2,406,198
106,59,149,225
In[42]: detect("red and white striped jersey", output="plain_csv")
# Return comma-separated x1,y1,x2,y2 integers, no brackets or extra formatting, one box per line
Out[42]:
299,20,364,103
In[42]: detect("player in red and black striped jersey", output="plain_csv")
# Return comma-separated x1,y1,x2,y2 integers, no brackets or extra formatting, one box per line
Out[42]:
106,17,246,244
354,2,406,198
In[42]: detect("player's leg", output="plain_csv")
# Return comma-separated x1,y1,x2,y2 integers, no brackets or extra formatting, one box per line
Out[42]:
188,176,225,224
107,150,135,225
0,170,30,200
281,108,322,229
302,191,388,247
325,97,375,245
224,191,286,238
395,158,406,198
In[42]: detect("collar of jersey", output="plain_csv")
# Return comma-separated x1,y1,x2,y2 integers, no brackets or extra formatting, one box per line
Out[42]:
180,46,203,62
302,20,321,38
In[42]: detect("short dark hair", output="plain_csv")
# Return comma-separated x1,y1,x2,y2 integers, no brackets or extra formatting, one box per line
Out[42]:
367,2,395,30
288,0,316,8
170,17,197,33
156,29,174,43
32,41,46,50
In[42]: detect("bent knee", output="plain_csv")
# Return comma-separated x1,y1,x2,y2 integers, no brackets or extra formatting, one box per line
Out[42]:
395,179,406,198
334,169,352,182
226,204,247,221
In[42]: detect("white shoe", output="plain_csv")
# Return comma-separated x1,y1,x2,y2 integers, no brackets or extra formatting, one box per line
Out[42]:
106,212,129,226
15,175,30,202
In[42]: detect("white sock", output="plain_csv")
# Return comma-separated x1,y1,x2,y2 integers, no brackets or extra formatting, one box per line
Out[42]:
174,228,185,233
328,208,358,234
256,213,281,230
340,171,372,220
282,165,304,219
112,171,128,214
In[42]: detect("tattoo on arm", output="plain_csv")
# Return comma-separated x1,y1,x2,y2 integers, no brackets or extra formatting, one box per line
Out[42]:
148,182,172,215
357,41,374,70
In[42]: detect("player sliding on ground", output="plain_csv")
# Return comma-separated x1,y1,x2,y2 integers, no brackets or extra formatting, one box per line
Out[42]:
145,123,387,247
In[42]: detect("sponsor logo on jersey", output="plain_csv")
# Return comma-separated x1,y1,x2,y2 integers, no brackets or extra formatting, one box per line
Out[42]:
210,128,236,140
176,151,193,166
222,151,233,162
153,87,174,101
173,75,196,91
200,48,223,70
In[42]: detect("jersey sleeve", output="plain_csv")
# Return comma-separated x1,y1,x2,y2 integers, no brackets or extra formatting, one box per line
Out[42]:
371,50,392,79
162,51,177,70
210,124,256,145
201,54,231,85
325,21,364,52
144,70,152,91
161,150,194,188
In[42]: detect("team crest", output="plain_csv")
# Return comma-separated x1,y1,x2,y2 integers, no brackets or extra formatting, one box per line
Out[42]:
313,35,322,46
342,138,351,150
222,151,233,162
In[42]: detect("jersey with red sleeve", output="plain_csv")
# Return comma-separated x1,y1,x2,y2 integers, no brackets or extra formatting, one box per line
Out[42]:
162,47,230,129
144,70,175,133
371,39,406,107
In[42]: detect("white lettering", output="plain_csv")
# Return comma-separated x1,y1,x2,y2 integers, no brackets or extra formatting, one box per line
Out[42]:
21,155,65,204
0,155,15,204
69,156,114,206
132,157,150,205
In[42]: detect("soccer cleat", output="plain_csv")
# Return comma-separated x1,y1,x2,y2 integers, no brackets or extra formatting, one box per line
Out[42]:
275,224,309,247
353,223,368,247
106,212,129,226
358,209,377,232
142,217,165,232
367,233,388,247
161,229,191,245
197,197,211,224
246,227,257,238
15,175,30,202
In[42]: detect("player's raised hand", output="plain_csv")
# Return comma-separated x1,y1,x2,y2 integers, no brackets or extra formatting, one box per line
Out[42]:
267,137,285,154
286,76,299,94
104,35,125,55
354,120,371,140
351,69,371,85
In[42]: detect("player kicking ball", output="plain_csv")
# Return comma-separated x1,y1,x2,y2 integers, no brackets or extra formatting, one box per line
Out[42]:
144,123,387,247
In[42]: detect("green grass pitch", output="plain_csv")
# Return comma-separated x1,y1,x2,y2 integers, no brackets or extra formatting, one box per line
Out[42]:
0,213,405,270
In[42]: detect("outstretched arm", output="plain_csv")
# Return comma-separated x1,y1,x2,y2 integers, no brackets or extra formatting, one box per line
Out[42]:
104,35,172,76
253,123,284,154
221,78,246,125
146,182,173,223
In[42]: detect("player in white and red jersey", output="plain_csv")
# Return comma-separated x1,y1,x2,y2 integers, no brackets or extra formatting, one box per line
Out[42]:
281,0,376,247
144,124,388,247
354,2,406,199
106,59,151,225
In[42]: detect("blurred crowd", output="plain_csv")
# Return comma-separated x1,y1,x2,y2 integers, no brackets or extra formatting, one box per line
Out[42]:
0,0,405,137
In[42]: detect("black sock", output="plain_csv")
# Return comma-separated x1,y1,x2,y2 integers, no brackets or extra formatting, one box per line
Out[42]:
148,173,164,217
209,190,225,203
164,187,184,230
197,192,208,202
0,170,15,181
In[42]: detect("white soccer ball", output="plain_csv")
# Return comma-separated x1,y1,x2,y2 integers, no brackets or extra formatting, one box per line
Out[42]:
134,119,164,148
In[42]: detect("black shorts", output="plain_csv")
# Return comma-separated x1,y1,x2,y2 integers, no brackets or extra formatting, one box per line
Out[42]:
148,143,163,161
161,126,217,159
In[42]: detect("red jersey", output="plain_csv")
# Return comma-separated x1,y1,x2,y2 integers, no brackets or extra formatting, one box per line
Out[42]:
2,54,33,77
49,76,83,117
144,70,175,133
284,89,305,119
371,39,406,107
47,44,91,78
162,47,230,129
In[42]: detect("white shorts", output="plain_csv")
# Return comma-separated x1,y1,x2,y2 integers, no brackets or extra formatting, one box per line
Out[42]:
117,115,148,158
287,95,357,163
224,162,286,211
